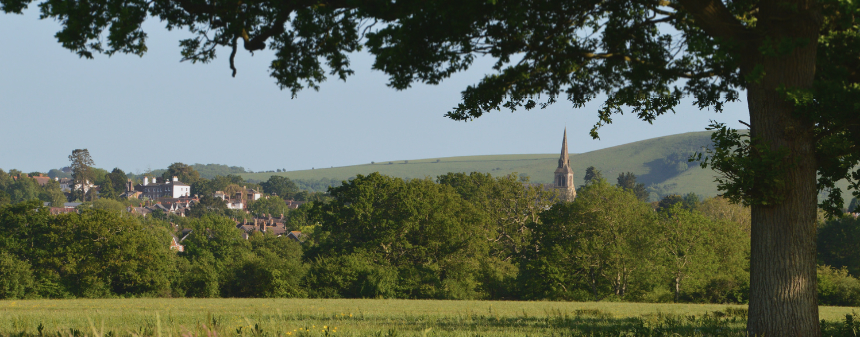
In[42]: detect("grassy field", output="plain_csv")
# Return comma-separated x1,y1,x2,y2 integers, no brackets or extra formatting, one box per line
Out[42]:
1,299,856,336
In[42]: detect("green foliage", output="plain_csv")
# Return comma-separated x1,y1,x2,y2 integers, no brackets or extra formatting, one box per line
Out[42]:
306,252,399,299
188,164,247,179
260,175,299,199
39,180,68,207
0,190,10,206
68,149,95,202
818,265,860,307
291,178,344,193
247,197,289,218
90,198,126,214
308,173,490,299
106,168,129,199
583,166,603,185
99,178,118,200
0,200,175,298
818,216,860,277
8,175,39,203
0,251,35,299
617,172,648,201
227,233,307,298
656,205,749,304
698,123,791,207
187,195,228,218
0,170,852,307
191,174,259,199
163,162,202,186
437,172,555,263
521,179,658,301
47,168,72,179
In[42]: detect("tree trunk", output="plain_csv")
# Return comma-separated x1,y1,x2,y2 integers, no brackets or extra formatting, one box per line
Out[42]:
744,4,821,333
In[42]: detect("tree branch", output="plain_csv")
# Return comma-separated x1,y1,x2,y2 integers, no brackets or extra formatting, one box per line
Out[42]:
674,0,754,46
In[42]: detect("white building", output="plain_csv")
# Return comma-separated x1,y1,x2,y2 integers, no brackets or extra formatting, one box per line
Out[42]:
136,176,191,199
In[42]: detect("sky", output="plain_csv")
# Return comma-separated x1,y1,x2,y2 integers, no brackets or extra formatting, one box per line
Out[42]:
0,9,750,174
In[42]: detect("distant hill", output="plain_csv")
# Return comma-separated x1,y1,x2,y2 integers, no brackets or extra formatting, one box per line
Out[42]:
240,131,731,199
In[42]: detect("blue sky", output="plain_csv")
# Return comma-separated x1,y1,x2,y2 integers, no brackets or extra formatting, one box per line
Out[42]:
0,9,749,174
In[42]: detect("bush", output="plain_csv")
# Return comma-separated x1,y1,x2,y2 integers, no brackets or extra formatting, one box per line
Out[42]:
818,265,860,306
0,251,35,299
305,253,398,299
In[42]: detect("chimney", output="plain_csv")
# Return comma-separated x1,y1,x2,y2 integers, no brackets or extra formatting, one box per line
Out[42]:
173,176,178,182
144,177,149,186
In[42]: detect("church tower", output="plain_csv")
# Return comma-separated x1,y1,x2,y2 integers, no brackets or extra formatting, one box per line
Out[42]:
554,128,576,200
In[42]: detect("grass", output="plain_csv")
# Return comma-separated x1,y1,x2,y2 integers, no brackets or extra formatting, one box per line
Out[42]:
1,299,857,336
239,130,855,200
240,131,723,197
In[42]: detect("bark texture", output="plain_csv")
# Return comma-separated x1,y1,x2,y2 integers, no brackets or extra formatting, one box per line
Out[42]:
744,0,822,334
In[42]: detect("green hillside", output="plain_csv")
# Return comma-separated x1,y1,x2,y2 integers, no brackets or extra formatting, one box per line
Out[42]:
240,131,721,198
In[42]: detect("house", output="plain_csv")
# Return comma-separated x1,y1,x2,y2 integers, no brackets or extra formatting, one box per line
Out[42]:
135,176,191,200
234,215,289,239
127,206,152,217
169,229,193,252
285,200,307,209
287,231,303,242
32,174,52,186
58,178,72,192
246,188,262,201
56,177,90,193
49,207,77,215
170,236,185,252
227,200,244,210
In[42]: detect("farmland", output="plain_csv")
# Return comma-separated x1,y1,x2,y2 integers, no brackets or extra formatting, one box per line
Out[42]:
0,299,856,336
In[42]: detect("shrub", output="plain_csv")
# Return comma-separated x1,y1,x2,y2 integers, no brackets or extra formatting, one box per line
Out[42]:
818,265,860,306
305,253,398,298
0,251,35,299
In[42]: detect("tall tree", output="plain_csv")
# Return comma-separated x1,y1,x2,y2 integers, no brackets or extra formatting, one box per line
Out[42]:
260,176,299,199
11,0,860,332
162,162,201,186
99,179,118,200
583,167,603,185
68,149,94,202
38,180,68,207
247,196,289,218
107,168,128,198
523,178,657,301
616,172,648,201
7,175,39,204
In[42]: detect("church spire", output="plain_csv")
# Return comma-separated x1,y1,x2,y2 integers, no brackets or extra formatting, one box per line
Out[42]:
558,127,570,169
553,128,576,200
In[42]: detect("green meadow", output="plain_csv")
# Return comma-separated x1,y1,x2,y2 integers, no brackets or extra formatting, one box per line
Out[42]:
1,299,857,336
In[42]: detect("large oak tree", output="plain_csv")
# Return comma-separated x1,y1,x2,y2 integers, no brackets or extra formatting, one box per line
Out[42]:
4,0,860,334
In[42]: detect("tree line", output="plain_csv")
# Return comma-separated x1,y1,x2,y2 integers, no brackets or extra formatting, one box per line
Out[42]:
1,171,859,305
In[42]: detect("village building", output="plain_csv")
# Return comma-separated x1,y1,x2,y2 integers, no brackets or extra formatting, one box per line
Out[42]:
136,176,191,199
235,214,290,239
31,174,52,186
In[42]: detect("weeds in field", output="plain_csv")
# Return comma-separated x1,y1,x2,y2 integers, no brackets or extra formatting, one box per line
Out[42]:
0,307,753,337
1,299,857,337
